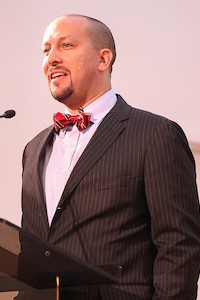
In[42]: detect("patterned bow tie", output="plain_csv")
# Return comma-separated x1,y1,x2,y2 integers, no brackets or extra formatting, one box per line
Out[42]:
53,107,92,132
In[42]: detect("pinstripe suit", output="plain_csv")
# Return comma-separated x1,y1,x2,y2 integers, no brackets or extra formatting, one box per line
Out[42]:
21,95,200,299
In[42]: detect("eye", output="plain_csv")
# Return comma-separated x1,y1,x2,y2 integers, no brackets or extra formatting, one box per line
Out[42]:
43,48,51,55
62,43,73,49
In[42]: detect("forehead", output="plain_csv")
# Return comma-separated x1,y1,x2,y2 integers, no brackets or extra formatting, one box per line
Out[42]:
42,16,90,45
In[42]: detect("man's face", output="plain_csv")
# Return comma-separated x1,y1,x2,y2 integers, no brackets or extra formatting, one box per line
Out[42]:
42,16,100,109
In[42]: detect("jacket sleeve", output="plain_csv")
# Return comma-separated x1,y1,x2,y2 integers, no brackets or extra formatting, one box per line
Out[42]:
144,120,200,299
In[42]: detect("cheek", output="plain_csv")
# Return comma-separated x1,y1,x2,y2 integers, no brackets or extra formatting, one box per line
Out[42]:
42,59,48,76
75,57,97,76
69,59,85,80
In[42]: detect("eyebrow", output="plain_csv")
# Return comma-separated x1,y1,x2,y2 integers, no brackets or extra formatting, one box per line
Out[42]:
42,35,76,47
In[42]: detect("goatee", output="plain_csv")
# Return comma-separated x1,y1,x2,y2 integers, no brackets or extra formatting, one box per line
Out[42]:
51,86,74,104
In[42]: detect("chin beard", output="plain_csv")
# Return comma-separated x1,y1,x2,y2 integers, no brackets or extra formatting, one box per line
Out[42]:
50,86,74,103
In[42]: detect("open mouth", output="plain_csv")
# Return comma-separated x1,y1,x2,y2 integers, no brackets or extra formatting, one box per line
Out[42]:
51,72,66,79
49,69,68,82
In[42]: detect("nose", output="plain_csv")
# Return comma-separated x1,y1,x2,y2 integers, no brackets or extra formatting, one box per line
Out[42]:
46,47,63,66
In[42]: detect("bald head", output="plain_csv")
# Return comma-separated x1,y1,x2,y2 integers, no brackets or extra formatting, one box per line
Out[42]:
52,14,116,73
42,14,115,110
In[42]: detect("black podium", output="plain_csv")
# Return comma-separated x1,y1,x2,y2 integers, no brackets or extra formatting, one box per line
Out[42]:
0,219,121,299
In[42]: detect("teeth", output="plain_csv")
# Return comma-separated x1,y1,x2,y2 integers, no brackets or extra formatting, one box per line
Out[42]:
52,72,64,79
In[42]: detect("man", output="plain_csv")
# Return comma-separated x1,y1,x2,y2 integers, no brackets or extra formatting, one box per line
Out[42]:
20,14,199,299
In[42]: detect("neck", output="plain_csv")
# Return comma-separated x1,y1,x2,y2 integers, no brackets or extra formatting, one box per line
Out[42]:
66,87,111,114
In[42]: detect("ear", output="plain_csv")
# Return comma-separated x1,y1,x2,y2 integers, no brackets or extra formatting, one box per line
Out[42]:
97,49,113,72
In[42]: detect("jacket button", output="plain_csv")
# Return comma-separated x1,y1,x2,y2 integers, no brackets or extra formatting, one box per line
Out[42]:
45,250,51,258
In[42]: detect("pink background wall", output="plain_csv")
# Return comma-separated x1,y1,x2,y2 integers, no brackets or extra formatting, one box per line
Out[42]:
1,0,199,225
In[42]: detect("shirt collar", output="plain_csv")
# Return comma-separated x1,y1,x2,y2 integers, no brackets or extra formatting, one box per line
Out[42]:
64,89,117,124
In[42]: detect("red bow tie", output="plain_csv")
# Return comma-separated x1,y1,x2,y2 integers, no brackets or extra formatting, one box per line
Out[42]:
53,107,92,132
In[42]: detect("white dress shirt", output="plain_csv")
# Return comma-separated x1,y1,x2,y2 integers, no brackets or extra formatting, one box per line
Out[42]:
43,89,117,224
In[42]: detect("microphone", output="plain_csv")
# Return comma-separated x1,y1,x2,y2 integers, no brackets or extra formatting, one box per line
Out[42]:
0,110,16,119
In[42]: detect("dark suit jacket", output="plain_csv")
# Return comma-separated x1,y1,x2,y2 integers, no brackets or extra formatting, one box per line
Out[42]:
20,95,200,299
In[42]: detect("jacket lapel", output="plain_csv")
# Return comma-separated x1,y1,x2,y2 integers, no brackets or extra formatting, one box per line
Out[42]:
59,95,131,204
32,127,55,222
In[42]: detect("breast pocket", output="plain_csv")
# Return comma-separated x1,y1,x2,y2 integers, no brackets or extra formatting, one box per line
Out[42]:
96,175,137,190
95,176,139,213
